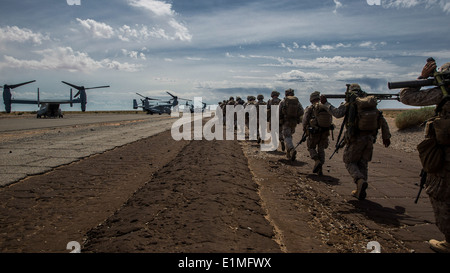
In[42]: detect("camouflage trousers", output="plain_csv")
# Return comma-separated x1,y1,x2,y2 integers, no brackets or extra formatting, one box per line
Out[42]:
307,130,330,164
426,157,450,241
281,122,297,151
343,134,374,183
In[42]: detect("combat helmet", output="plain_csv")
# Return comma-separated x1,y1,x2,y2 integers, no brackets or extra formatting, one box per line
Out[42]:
257,94,264,100
348,83,361,91
271,90,280,97
285,88,294,96
310,91,320,102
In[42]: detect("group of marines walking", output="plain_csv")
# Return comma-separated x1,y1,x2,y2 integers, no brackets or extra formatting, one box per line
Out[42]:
216,59,450,253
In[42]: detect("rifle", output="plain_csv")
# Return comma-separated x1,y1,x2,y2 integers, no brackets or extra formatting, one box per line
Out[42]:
329,137,345,160
294,130,308,149
415,169,427,204
328,84,351,160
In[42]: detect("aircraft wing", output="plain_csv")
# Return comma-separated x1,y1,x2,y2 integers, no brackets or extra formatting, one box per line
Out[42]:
38,98,81,104
11,98,81,105
10,99,39,105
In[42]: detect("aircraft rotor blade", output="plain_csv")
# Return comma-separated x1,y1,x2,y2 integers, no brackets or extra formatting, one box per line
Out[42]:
62,81,82,90
166,91,176,98
85,85,110,90
136,93,159,100
7,80,36,89
74,91,81,98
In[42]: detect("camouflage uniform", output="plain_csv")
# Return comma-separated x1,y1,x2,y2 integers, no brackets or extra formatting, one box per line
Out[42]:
279,89,304,160
235,96,245,106
323,84,391,200
399,62,450,253
303,91,331,175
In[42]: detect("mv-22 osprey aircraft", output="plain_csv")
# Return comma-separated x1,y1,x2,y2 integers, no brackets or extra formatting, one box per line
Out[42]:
133,91,193,115
1,80,109,118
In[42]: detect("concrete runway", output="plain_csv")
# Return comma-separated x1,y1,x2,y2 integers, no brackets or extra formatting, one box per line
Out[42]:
0,113,179,186
0,113,169,132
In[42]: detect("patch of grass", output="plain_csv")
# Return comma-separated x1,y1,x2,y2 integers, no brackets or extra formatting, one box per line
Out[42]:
395,107,435,130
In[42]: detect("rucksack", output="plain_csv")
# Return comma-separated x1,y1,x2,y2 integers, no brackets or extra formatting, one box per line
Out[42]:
283,96,300,119
417,96,450,173
313,103,333,128
355,96,379,131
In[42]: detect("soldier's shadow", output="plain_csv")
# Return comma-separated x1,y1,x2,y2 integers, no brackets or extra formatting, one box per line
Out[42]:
347,199,408,227
306,174,340,186
267,150,285,156
278,159,307,167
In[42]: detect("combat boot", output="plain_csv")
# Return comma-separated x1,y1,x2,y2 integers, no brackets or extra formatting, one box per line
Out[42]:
429,239,450,253
290,149,297,161
351,178,368,200
313,159,322,174
286,148,296,161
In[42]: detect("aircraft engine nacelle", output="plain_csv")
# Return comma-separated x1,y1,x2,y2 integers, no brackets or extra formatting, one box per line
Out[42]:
80,90,87,112
2,87,12,113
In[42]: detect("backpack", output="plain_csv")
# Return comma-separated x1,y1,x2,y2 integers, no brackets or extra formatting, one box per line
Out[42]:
417,98,450,173
269,97,281,106
283,96,300,119
355,96,379,131
313,103,333,128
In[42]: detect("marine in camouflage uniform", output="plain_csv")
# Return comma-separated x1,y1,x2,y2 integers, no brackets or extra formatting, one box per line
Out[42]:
302,91,331,175
279,88,304,161
235,96,245,106
399,60,450,253
321,83,391,200
267,90,284,149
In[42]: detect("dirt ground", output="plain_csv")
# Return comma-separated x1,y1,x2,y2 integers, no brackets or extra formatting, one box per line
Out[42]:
0,116,443,254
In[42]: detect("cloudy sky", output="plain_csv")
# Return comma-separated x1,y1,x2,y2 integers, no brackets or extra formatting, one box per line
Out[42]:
1,0,449,111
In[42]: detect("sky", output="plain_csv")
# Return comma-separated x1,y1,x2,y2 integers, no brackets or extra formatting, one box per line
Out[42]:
1,0,450,112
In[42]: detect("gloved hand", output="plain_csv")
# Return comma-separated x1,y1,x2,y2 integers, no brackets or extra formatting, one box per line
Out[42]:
420,60,437,79
383,138,391,148
320,95,327,104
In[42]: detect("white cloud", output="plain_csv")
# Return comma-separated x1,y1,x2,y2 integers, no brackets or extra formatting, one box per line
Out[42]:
121,49,147,60
382,0,450,13
300,42,352,52
1,47,142,72
168,19,192,42
333,0,343,14
276,70,328,83
383,0,423,9
117,24,170,41
359,41,387,50
128,0,174,17
0,26,50,45
75,18,191,42
76,18,115,39
127,0,192,42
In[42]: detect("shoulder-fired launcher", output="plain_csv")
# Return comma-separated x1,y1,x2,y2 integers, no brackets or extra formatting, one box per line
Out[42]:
322,93,400,101
388,71,450,96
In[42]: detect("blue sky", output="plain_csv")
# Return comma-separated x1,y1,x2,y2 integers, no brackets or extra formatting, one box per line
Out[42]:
1,0,449,111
